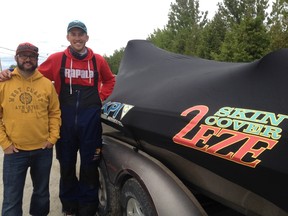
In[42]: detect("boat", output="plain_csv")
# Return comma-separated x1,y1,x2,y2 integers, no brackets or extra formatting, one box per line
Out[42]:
101,40,288,215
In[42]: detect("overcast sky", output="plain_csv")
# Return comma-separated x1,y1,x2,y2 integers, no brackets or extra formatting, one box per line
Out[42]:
0,0,222,69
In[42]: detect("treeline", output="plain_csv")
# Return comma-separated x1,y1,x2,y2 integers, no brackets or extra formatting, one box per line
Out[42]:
105,0,288,74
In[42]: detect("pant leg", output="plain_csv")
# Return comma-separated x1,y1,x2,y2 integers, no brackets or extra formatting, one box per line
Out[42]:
78,106,102,216
58,161,79,213
2,151,29,216
78,149,100,216
56,106,79,213
56,105,102,215
29,148,53,216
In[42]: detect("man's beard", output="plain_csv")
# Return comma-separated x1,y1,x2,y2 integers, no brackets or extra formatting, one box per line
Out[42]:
17,61,38,73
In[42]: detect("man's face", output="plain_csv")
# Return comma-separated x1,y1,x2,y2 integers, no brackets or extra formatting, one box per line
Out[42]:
67,28,89,53
15,52,38,73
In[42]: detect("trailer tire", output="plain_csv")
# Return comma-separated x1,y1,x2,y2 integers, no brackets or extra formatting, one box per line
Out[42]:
120,178,156,216
98,160,121,216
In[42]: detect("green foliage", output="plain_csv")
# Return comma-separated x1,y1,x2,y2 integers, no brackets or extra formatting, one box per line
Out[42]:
163,0,208,55
197,12,227,59
104,48,125,75
268,0,288,50
213,0,270,62
148,27,174,51
216,15,270,62
108,0,288,69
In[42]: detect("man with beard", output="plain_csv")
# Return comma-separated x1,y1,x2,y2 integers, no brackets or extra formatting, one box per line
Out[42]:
0,42,61,216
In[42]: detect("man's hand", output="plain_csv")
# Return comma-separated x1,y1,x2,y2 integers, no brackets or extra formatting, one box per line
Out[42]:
0,69,12,81
42,141,54,149
93,148,102,166
4,144,19,154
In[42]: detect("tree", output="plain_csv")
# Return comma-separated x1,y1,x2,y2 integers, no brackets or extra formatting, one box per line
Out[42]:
268,0,288,50
148,27,174,51
197,12,227,59
104,48,125,75
215,0,270,62
149,0,208,56
107,0,278,70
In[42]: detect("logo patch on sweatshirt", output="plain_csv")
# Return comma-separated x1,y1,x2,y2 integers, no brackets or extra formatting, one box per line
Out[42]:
20,93,32,104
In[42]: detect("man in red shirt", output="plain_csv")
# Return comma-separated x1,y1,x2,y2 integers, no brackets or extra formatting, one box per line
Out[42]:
41,20,115,216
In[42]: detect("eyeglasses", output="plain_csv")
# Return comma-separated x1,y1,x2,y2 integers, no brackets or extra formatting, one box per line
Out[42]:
17,54,38,61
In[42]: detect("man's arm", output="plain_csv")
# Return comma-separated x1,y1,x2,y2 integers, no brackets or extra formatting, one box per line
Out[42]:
0,107,18,153
47,83,61,145
97,55,116,101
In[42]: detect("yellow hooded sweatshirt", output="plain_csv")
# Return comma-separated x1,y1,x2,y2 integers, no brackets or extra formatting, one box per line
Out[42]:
0,68,61,151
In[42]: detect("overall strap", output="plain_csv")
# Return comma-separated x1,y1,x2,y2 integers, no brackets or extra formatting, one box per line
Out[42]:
60,53,67,85
92,55,98,87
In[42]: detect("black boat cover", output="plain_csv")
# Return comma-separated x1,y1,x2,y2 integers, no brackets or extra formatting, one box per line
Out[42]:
101,40,288,212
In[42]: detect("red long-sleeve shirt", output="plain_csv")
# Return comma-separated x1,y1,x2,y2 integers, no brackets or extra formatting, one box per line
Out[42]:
38,47,115,101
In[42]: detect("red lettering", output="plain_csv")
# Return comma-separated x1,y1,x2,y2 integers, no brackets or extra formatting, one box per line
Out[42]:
173,105,209,144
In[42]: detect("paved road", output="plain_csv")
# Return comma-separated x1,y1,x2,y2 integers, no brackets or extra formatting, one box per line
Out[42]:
0,149,64,215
